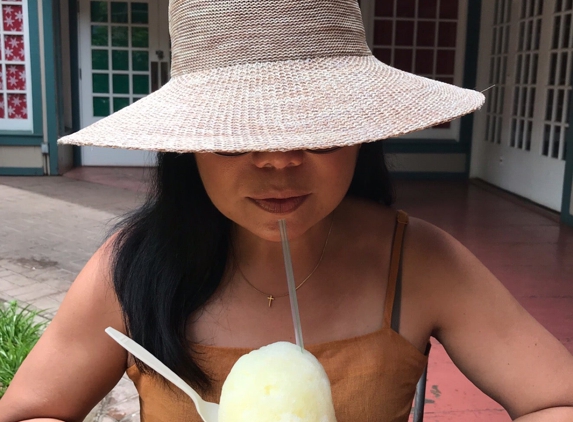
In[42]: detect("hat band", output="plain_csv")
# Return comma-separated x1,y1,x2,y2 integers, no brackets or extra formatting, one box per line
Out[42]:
169,0,371,77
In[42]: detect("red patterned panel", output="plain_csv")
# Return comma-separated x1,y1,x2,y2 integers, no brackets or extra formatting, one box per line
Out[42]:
6,64,25,90
4,35,24,61
3,5,23,32
8,93,26,119
1,0,28,123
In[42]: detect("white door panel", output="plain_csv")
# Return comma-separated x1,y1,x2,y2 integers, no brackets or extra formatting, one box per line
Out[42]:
80,147,156,166
78,0,169,166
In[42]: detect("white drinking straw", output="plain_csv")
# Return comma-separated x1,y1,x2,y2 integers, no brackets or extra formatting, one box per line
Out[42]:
278,219,304,351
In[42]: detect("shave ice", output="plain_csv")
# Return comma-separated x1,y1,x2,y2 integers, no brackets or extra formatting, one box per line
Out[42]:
218,341,337,422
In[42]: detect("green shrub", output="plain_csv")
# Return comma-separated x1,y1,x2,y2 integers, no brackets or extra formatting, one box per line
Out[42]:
0,301,48,398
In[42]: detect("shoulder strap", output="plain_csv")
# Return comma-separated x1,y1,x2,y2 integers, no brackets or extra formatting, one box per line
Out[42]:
383,210,409,330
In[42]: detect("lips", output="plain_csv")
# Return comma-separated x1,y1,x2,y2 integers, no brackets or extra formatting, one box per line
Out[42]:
250,195,309,214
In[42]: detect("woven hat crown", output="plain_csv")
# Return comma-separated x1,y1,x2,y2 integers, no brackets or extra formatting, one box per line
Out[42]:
169,0,371,76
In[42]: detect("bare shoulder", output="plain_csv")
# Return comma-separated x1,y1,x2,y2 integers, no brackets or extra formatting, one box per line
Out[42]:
401,216,573,418
0,235,128,422
402,216,488,304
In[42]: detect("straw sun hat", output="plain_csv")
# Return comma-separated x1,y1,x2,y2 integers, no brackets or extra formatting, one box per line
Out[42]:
59,0,485,153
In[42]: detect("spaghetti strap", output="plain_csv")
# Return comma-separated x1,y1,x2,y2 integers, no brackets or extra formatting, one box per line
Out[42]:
383,210,409,329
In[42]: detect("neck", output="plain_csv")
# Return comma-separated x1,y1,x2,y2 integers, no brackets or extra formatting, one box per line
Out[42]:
231,215,334,294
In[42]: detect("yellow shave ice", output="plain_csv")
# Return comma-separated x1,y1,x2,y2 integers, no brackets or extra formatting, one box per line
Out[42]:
218,341,337,422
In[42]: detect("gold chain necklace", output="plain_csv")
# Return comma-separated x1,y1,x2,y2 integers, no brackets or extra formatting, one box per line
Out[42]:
237,217,334,307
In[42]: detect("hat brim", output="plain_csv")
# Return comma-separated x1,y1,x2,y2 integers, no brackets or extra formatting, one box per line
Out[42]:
59,55,485,153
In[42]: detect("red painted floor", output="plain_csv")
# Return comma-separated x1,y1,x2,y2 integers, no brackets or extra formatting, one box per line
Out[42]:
63,168,573,421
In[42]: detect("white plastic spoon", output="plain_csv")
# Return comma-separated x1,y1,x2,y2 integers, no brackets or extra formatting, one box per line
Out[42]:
105,327,219,422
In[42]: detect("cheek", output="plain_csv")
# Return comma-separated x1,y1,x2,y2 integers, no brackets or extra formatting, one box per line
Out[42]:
328,150,359,194
195,157,237,212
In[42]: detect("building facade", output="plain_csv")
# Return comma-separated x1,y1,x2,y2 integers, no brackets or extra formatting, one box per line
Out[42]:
1,0,572,226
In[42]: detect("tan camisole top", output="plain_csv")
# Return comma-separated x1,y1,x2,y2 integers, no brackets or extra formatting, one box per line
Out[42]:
126,210,428,422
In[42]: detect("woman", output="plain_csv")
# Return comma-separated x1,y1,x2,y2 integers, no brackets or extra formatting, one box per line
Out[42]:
1,0,572,421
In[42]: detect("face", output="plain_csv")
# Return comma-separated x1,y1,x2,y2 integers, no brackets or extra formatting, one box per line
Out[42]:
194,147,360,241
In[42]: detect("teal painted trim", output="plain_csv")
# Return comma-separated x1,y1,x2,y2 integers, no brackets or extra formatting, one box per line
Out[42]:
52,0,65,137
462,0,482,177
69,0,80,133
390,171,468,181
384,140,466,154
0,135,43,146
69,0,82,167
27,0,44,135
42,0,60,175
0,167,44,175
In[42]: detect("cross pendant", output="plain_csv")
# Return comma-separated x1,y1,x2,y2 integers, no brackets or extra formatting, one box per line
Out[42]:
267,295,275,307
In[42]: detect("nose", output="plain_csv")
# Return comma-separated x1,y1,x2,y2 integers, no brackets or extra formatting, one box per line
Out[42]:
251,150,304,169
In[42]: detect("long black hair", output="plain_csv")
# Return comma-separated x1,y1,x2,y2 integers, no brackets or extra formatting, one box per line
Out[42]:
110,141,395,392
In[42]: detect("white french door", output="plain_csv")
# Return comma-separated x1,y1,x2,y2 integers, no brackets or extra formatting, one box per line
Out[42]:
78,0,170,166
472,0,570,211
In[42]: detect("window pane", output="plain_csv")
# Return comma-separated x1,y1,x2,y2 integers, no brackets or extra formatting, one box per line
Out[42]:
112,26,129,47
440,0,459,19
111,2,128,23
396,0,416,18
92,49,109,70
133,74,149,94
93,97,110,117
132,51,149,71
92,73,109,93
394,49,413,72
374,20,393,45
113,74,130,94
438,22,457,48
90,1,108,23
419,0,438,18
417,21,436,47
373,48,392,64
415,49,434,75
436,50,456,74
131,27,149,48
395,20,415,46
112,50,129,70
91,25,108,46
113,97,130,112
131,3,149,24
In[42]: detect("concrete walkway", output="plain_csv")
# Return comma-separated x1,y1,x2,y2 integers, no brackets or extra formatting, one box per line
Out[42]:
0,175,145,422
0,171,571,422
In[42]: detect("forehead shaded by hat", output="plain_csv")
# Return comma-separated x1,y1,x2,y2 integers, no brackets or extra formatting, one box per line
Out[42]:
168,0,371,76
